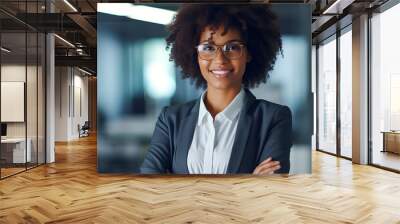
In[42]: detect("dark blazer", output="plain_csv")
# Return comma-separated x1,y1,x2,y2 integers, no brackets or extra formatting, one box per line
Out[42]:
140,88,292,174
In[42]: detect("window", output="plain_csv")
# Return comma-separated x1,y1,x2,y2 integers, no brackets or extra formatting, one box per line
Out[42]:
370,3,400,171
317,36,337,155
339,28,352,158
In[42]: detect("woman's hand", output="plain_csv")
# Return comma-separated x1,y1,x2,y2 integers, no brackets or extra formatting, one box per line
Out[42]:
253,157,281,175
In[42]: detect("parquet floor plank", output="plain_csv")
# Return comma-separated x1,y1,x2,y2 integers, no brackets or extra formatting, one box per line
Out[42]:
1,135,400,223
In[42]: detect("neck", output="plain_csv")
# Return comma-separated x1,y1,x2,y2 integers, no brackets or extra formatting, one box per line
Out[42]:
204,86,242,119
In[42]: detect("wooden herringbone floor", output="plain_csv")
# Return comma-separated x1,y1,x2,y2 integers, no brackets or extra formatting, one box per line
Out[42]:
1,134,400,224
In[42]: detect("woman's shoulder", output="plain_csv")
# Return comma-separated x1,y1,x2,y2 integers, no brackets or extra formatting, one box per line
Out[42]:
253,98,289,110
243,89,290,114
250,98,292,118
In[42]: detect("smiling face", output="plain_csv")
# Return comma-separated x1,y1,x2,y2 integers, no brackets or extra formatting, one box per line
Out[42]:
197,26,251,91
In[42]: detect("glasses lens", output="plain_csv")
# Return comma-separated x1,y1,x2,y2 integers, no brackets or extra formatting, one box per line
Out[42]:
198,43,216,60
223,42,243,59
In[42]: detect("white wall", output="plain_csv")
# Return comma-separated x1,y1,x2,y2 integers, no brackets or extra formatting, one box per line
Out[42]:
72,73,89,138
55,66,69,141
1,65,40,138
55,67,89,141
1,65,26,136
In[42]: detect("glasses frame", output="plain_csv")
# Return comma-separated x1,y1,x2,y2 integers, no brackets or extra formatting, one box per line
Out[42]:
195,41,247,61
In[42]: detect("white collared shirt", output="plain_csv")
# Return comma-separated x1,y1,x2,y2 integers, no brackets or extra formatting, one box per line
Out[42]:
187,88,245,174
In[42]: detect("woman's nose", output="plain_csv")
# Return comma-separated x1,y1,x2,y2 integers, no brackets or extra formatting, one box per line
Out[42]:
213,47,229,63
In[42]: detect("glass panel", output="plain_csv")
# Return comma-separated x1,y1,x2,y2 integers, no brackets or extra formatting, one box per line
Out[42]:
38,32,45,165
339,29,352,158
371,4,400,171
1,30,27,177
27,31,38,169
317,36,337,154
26,0,39,168
312,45,317,151
0,1,46,179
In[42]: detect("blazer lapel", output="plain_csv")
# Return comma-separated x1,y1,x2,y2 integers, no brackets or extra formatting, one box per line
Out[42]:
226,89,255,174
174,99,200,174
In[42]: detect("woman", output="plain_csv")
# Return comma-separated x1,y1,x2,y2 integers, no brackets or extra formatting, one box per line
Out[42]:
140,4,292,175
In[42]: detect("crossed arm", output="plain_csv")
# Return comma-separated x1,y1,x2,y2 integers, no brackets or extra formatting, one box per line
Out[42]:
253,106,292,175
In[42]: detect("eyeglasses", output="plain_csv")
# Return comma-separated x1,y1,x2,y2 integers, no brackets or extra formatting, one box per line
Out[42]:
195,41,246,60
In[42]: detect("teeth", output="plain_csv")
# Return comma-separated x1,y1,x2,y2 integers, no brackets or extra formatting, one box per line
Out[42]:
212,70,230,75
211,70,231,78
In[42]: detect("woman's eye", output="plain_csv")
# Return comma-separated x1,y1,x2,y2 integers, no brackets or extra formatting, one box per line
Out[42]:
201,44,215,51
225,43,241,51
